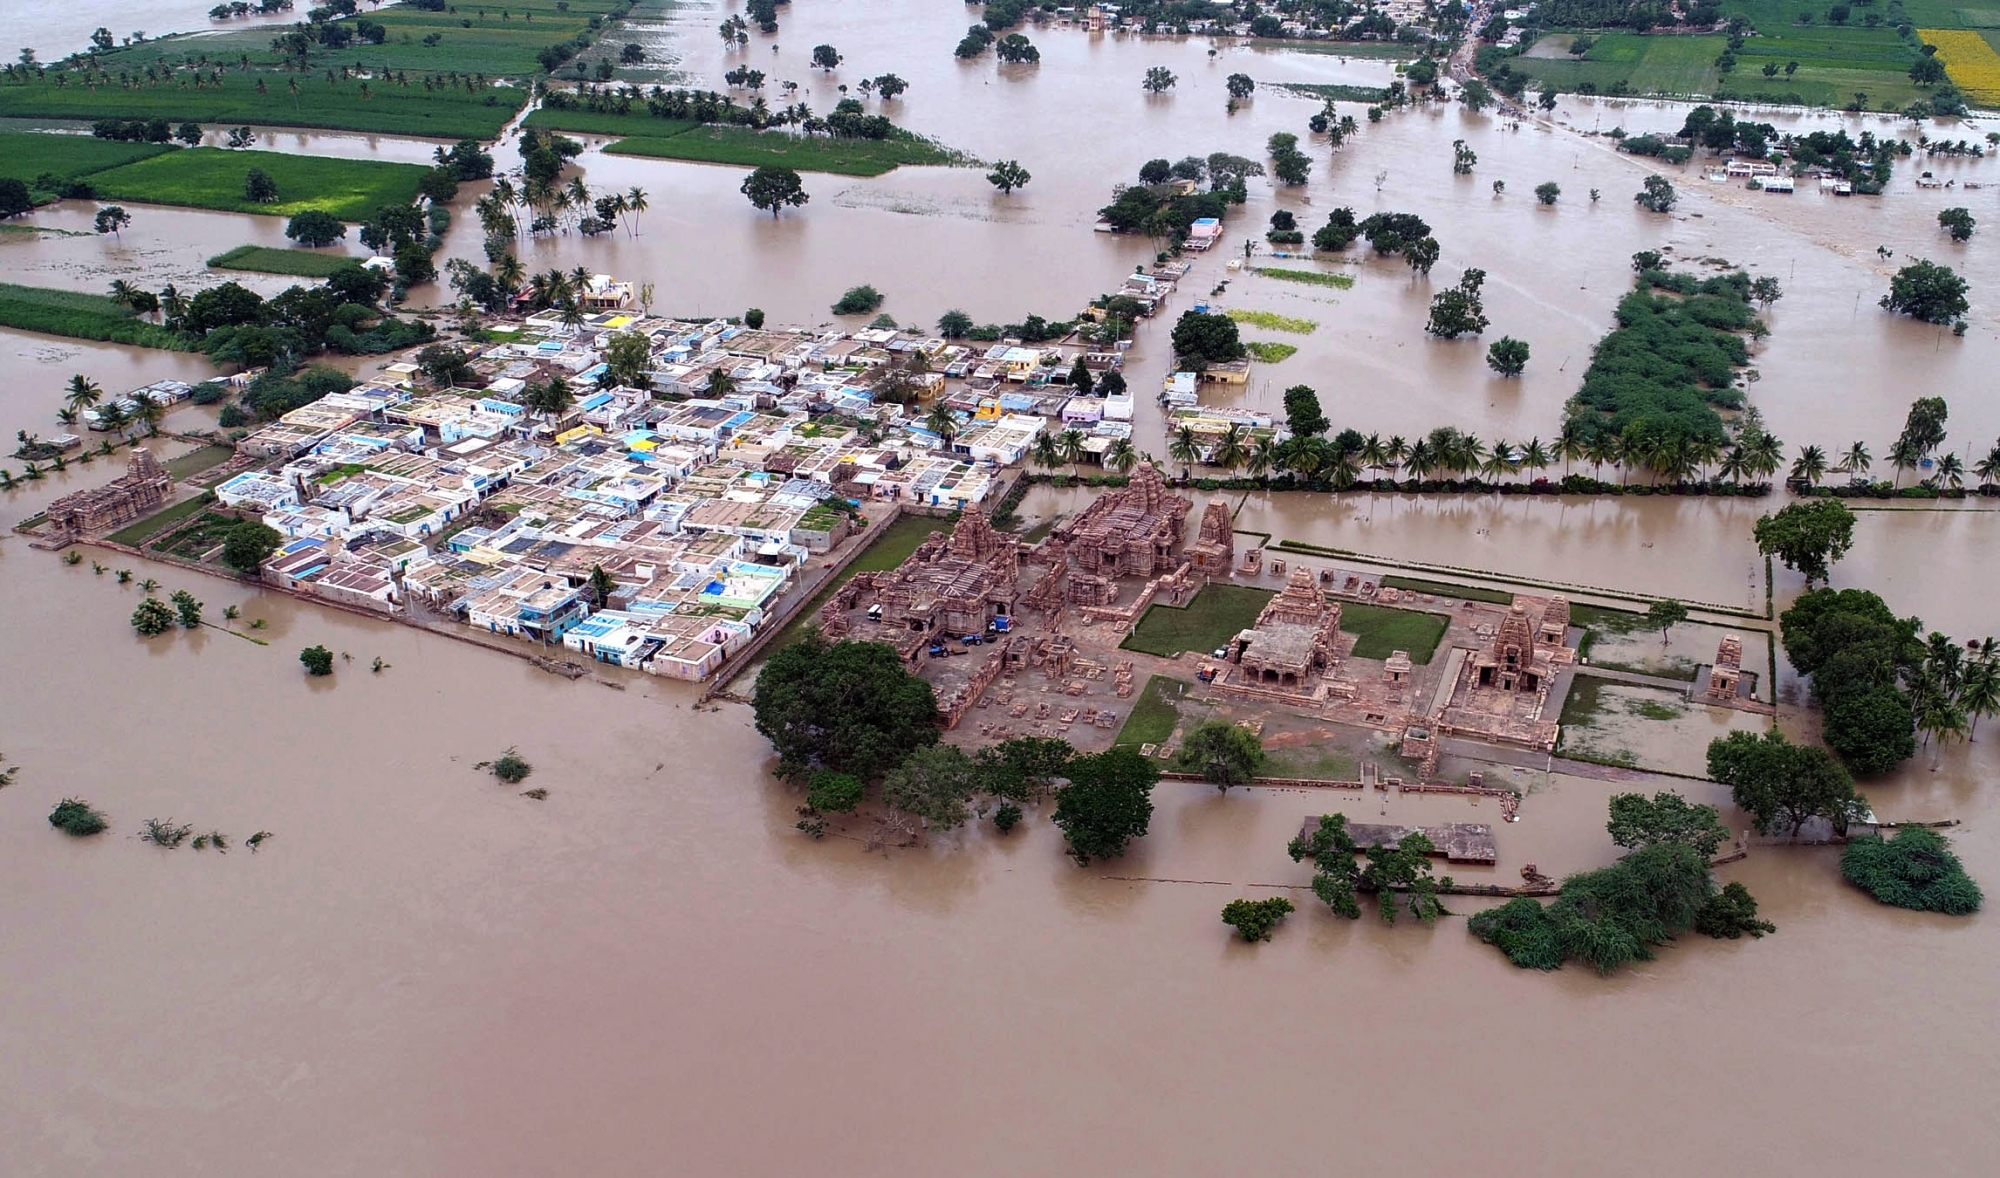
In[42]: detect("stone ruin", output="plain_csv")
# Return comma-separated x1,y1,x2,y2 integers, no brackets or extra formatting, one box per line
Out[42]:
1185,497,1235,578
1054,463,1190,578
818,511,1019,655
1708,635,1744,700
45,448,173,539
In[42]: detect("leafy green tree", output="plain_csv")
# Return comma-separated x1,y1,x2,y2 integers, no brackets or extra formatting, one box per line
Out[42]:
285,209,346,248
1938,206,1976,242
491,749,532,783
1754,499,1856,585
1226,73,1256,99
243,168,278,203
1606,790,1730,859
753,634,939,782
1289,813,1363,917
93,205,131,237
1841,827,1982,914
1486,336,1530,376
1170,310,1245,367
1694,881,1777,938
975,736,1073,801
994,33,1040,63
810,43,842,71
986,159,1031,194
1282,384,1328,437
1706,729,1864,835
601,330,654,390
831,284,884,315
1634,174,1677,213
0,178,33,219
170,589,203,629
220,520,282,574
805,770,865,813
881,744,981,829
131,597,176,636
1881,259,1969,324
1425,269,1489,338
1470,842,1718,973
741,166,809,218
1534,181,1560,205
1646,598,1688,643
1404,235,1441,275
1051,747,1158,864
1221,896,1295,941
937,309,973,339
300,644,334,676
1360,831,1449,924
1172,720,1265,789
1142,66,1177,93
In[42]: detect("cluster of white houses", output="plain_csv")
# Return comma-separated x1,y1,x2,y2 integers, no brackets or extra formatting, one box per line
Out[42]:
200,308,1178,681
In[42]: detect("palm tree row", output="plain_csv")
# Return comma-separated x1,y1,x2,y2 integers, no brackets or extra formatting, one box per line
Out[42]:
1908,635,2000,767
476,176,649,246
1791,437,2000,492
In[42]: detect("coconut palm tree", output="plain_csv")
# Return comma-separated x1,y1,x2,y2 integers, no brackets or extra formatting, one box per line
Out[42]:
1973,440,2000,491
1585,432,1618,483
1790,444,1828,488
623,186,649,236
107,279,142,312
1888,436,1920,488
1837,441,1872,483
1959,643,2000,739
64,374,103,416
1687,435,1724,482
494,253,526,300
1384,434,1409,479
1557,419,1587,476
56,407,78,428
1358,432,1388,479
1405,438,1436,482
1520,436,1551,483
1482,440,1519,483
1057,428,1086,466
94,398,127,440
159,283,189,328
130,394,165,437
1031,431,1061,471
1106,437,1138,474
1246,436,1277,480
1285,437,1327,481
924,402,959,446
1168,425,1201,479
138,577,160,595
1718,446,1749,485
1456,434,1488,480
1743,430,1784,482
1933,452,1966,490
1213,423,1249,472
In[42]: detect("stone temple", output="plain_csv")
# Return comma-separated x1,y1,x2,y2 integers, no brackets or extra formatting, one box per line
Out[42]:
45,448,173,539
1053,463,1190,578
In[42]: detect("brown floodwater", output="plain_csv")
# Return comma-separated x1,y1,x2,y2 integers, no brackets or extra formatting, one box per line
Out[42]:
4,2,1999,1172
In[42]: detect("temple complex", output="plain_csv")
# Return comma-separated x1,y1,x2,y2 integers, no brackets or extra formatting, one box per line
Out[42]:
1219,567,1343,694
1185,498,1235,578
45,449,173,539
1053,464,1190,577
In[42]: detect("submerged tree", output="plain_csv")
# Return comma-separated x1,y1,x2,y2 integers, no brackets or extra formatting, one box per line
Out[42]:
740,165,809,218
1221,896,1295,942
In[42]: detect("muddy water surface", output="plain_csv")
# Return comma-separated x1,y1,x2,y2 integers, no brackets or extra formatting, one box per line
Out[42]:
3,3,1999,1173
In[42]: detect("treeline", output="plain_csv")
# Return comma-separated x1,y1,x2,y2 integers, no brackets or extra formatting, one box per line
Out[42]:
544,84,901,140
1096,152,1263,240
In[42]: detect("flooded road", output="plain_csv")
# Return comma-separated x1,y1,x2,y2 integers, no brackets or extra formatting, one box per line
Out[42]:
2,3,1998,1173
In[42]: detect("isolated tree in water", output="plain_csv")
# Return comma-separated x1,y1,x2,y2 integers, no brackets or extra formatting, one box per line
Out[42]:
810,43,841,71
753,633,938,782
741,166,809,218
987,159,1031,194
1487,336,1530,377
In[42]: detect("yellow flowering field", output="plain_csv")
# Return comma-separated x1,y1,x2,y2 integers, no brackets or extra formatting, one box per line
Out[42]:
1921,30,2000,105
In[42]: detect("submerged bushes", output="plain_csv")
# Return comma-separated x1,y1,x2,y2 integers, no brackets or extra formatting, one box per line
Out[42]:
1841,827,1983,914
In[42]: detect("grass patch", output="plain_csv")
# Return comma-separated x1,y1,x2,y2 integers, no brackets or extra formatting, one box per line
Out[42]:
1116,674,1188,748
1278,41,1419,59
1381,575,1513,605
88,147,429,219
1251,267,1355,289
1557,673,1612,729
0,282,192,350
1627,697,1685,721
0,131,176,190
207,244,356,277
1340,602,1448,663
1244,341,1298,363
1122,583,1274,658
103,492,213,547
608,125,971,177
151,511,240,560
1270,81,1392,103
524,108,705,138
163,445,235,482
1569,602,1648,633
1227,309,1318,334
0,74,525,140
767,513,955,651
100,0,632,80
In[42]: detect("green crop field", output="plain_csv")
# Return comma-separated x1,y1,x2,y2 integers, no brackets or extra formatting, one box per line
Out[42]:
0,131,176,190
87,147,429,219
1516,16,1938,110
1339,603,1448,663
0,75,525,140
208,245,358,277
1116,675,1190,748
525,108,704,139
608,126,972,177
0,283,192,350
88,0,632,80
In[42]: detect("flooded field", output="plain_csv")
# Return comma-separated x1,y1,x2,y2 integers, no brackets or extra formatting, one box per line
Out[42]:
3,1,2000,1173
